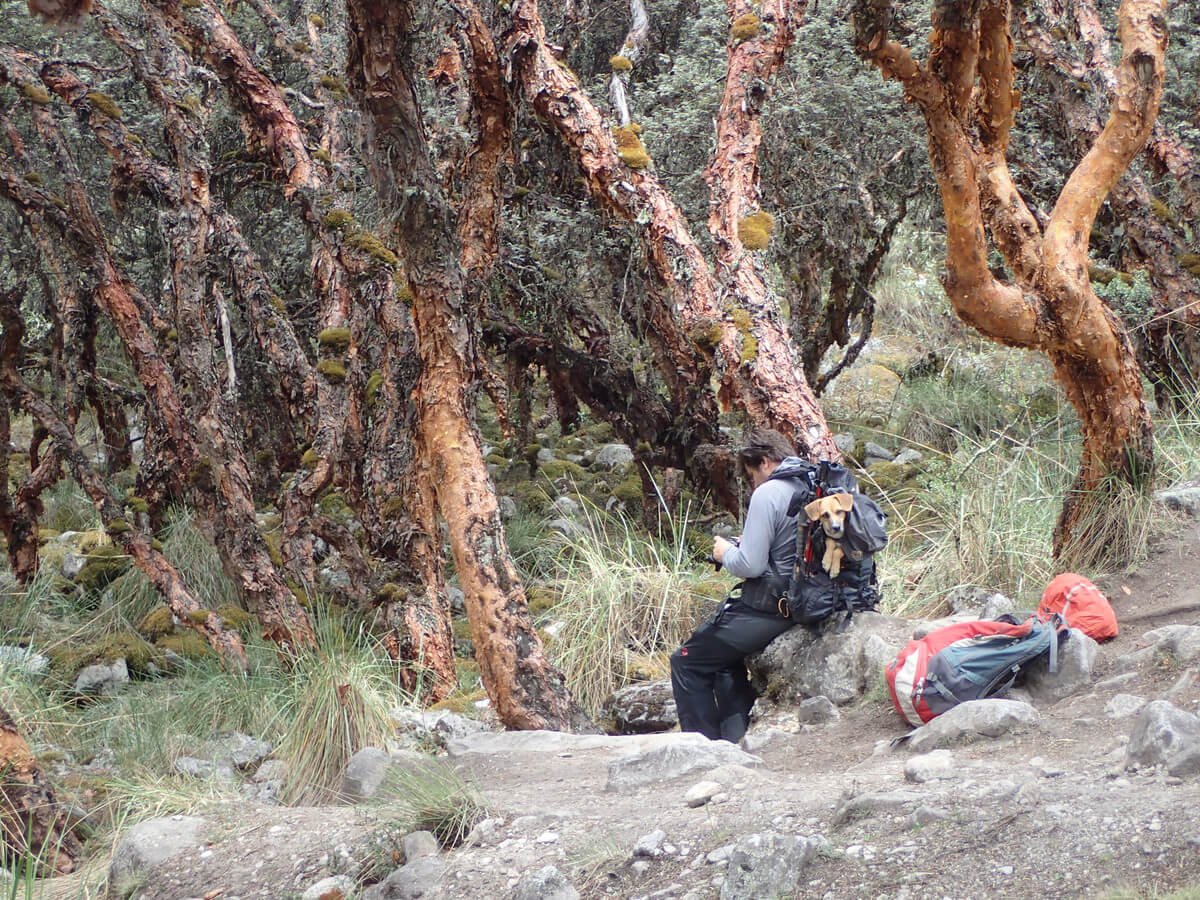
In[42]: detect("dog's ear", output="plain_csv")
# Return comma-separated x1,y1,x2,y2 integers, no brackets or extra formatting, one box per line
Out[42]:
833,492,854,512
804,498,824,520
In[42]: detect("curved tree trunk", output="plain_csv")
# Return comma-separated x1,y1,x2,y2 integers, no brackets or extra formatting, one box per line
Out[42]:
851,0,1165,555
346,0,591,731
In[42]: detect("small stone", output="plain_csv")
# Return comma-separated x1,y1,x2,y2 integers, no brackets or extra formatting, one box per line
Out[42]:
1105,694,1147,719
301,875,355,900
796,696,839,725
910,806,948,826
634,829,667,858
706,845,733,864
402,830,440,861
631,860,651,877
685,781,722,808
904,749,955,783
535,831,559,844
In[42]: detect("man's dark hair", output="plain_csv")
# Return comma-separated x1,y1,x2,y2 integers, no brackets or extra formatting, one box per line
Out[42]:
737,427,796,470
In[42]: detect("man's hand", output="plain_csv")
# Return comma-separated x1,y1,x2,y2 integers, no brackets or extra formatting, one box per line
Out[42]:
712,535,736,564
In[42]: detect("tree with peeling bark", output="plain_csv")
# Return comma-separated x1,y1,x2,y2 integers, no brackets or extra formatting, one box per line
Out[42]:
850,0,1168,555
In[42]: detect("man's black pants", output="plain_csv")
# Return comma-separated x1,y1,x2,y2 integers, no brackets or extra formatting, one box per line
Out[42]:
670,599,794,742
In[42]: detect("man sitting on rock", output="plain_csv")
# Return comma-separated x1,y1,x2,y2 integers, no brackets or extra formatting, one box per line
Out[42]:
670,428,808,742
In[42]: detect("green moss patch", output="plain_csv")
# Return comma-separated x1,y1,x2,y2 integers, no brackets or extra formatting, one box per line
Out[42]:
156,631,213,660
75,543,131,594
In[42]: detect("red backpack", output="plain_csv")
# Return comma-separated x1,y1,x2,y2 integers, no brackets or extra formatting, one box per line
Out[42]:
1038,573,1117,641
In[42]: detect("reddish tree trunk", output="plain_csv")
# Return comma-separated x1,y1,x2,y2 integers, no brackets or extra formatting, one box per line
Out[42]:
346,0,591,731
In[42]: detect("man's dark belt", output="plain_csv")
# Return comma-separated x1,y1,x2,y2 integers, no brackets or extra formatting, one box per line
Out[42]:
734,573,791,615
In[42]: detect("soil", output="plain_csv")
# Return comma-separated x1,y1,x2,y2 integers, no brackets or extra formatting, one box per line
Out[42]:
57,523,1200,900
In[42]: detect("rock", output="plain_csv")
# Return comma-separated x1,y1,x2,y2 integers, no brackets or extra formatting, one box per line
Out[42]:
1105,694,1147,719
910,806,949,826
863,441,894,463
0,645,49,678
319,564,352,592
73,658,129,696
360,856,447,900
1126,700,1200,774
602,680,678,734
340,747,427,801
536,447,556,465
252,759,288,783
980,593,1021,620
748,612,912,706
498,496,518,521
1113,646,1155,673
402,830,440,862
513,865,579,900
904,749,956,783
549,495,582,518
1141,625,1200,663
390,709,489,750
739,729,791,753
1153,480,1200,517
173,757,215,779
217,732,272,771
546,518,584,540
446,586,465,614
633,829,668,857
824,364,901,425
465,817,502,847
905,699,1040,753
1095,672,1138,690
593,443,635,469
892,448,924,466
108,815,209,900
718,832,816,900
833,433,857,457
946,586,1013,616
685,781,723,808
605,733,762,792
832,790,923,826
1022,629,1098,703
302,875,356,900
795,696,839,725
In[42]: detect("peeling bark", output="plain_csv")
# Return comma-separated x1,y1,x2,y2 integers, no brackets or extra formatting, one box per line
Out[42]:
346,0,591,731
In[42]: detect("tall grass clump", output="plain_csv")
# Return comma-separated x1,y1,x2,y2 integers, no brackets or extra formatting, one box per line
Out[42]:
543,501,727,716
276,611,409,805
377,760,491,848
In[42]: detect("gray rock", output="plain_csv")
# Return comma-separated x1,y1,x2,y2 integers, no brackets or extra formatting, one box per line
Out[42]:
795,696,839,725
685,781,723,808
833,433,857,457
513,865,579,900
340,747,427,802
217,732,272,771
1096,672,1139,690
892,448,924,466
465,817,502,847
402,830,440,862
302,875,356,900
906,699,1040,753
606,733,762,792
1169,745,1200,778
536,447,556,465
253,759,289,783
1105,694,1147,719
1142,625,1200,663
1153,480,1200,517
910,806,949,826
74,659,129,695
390,709,488,750
1167,668,1198,699
319,564,352,592
1022,629,1099,703
863,442,894,463
980,593,1021,620
719,832,816,900
498,496,518,521
739,728,791,753
593,443,635,469
633,828,668,857
832,789,924,825
173,757,215,779
546,518,584,540
108,816,209,900
549,495,581,519
748,612,912,706
1126,700,1200,773
446,586,465,614
601,680,678,734
0,646,49,678
904,749,956,783
1113,646,1155,673
946,586,1012,616
360,856,447,900
60,551,88,580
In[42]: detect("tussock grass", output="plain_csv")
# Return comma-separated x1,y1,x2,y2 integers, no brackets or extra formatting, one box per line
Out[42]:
277,612,410,805
541,501,727,716
377,760,490,848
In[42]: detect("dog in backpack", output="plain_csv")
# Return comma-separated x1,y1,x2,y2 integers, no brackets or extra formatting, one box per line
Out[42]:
805,492,861,578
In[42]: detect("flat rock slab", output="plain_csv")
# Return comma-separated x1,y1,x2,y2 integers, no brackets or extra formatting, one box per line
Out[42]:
109,815,210,900
606,733,763,792
905,699,1040,753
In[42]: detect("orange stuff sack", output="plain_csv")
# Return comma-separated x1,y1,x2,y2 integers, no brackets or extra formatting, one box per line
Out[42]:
1038,573,1118,641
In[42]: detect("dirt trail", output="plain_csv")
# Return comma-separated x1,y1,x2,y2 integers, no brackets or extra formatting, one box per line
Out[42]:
108,523,1200,899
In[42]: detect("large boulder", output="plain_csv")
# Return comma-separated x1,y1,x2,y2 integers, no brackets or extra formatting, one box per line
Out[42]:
748,612,911,706
1126,700,1200,777
1021,629,1099,703
1141,625,1200,663
600,680,678,734
719,832,817,900
108,816,209,900
905,699,1040,753
605,732,762,792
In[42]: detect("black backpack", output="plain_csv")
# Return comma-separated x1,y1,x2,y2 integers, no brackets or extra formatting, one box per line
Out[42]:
778,461,888,629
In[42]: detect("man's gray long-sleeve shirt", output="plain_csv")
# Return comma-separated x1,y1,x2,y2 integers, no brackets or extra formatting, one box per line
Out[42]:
721,457,808,580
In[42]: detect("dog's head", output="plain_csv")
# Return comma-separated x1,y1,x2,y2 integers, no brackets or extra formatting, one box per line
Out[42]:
804,493,854,539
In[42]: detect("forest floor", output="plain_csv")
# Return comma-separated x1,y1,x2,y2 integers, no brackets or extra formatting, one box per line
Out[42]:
48,521,1200,900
